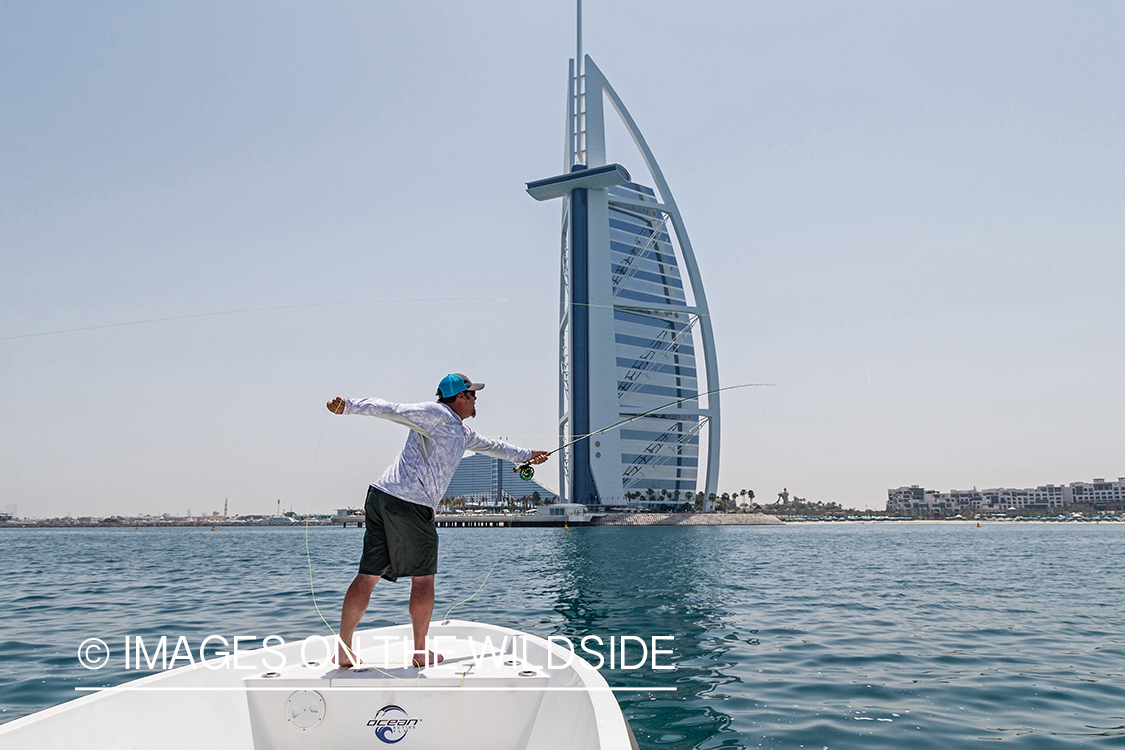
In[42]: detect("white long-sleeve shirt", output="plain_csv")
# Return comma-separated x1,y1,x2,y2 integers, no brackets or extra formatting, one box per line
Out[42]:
343,397,533,512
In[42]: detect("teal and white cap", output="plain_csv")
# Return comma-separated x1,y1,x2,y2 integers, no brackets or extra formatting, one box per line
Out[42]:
436,373,485,399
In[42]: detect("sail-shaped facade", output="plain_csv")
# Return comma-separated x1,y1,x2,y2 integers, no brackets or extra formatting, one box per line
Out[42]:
528,54,720,506
608,181,703,496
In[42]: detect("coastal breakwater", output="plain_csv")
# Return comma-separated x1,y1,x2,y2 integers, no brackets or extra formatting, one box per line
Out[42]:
592,512,783,526
432,512,785,528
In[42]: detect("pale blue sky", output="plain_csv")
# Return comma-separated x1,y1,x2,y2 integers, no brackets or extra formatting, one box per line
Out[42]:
2,1,1122,517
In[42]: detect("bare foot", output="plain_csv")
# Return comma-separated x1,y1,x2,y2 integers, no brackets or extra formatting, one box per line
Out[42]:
412,651,444,668
336,649,362,669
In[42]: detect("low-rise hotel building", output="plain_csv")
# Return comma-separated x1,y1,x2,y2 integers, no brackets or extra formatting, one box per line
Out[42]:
443,454,556,506
888,478,1125,513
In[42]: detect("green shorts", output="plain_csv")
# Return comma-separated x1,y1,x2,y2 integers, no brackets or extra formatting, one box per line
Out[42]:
359,486,438,582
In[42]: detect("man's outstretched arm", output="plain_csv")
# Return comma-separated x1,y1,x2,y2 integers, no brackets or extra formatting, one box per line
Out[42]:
464,430,550,466
325,396,448,437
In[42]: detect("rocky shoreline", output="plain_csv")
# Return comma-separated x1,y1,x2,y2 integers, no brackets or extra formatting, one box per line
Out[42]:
592,512,783,526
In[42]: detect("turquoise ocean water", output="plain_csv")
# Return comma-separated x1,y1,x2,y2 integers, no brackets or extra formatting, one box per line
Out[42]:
2,523,1124,748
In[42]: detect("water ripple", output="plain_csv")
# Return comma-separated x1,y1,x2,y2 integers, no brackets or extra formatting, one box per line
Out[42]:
2,524,1124,748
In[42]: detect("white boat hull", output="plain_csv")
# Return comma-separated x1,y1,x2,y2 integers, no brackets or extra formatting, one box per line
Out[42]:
0,620,637,750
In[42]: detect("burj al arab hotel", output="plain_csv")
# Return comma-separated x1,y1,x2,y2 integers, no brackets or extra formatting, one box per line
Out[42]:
527,5,721,506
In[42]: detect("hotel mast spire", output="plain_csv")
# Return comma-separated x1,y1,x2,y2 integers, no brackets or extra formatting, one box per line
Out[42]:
574,0,585,167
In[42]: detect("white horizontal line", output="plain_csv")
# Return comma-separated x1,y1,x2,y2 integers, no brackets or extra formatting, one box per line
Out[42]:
75,686,675,693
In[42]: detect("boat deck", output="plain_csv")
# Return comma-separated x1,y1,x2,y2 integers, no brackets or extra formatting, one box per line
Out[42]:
0,620,634,750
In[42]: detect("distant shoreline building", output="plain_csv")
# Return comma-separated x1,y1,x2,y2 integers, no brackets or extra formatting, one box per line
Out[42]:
888,477,1125,513
443,454,555,506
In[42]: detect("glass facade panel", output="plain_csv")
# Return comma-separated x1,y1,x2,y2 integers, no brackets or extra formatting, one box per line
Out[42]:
609,180,702,495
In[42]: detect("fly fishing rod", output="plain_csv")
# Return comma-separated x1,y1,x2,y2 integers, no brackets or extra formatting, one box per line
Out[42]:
513,383,774,480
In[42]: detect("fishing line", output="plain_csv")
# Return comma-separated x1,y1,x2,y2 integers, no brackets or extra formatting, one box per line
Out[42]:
550,300,716,318
442,553,504,624
303,418,337,641
303,417,420,676
512,382,775,480
769,384,837,409
0,297,511,342
1,297,841,343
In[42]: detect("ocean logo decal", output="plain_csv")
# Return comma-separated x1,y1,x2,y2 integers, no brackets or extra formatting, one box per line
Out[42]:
368,704,421,744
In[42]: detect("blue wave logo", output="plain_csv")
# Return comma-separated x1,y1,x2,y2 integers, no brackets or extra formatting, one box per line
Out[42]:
367,704,421,744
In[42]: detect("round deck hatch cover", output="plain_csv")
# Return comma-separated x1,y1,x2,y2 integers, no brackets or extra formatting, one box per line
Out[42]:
286,690,326,730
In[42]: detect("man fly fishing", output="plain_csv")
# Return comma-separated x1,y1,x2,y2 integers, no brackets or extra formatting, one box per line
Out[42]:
326,373,549,667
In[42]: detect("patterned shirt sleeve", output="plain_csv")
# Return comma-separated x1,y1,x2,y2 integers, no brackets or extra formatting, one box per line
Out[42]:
463,426,533,465
343,398,448,434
